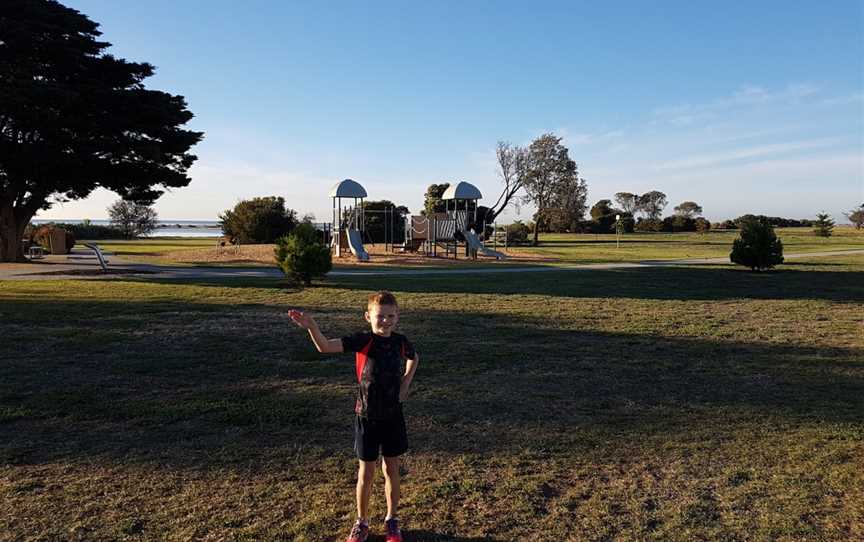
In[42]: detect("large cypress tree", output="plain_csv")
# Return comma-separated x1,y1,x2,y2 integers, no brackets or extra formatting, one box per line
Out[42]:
0,0,203,261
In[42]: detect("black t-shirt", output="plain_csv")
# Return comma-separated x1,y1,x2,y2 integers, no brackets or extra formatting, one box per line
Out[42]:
341,331,416,420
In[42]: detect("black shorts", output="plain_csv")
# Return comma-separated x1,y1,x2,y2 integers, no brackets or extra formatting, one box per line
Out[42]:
354,409,408,461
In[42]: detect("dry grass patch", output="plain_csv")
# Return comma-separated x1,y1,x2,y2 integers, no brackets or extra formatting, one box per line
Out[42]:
160,241,555,268
162,243,279,266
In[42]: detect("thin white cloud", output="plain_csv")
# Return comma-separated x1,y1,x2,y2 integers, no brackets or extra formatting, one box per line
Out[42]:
606,143,632,155
652,83,823,126
655,139,839,171
545,129,627,147
723,83,820,106
819,92,864,106
568,133,594,145
700,125,802,145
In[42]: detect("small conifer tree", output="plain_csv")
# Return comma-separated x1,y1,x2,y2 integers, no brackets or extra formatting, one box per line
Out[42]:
275,222,332,286
813,212,835,237
730,218,784,271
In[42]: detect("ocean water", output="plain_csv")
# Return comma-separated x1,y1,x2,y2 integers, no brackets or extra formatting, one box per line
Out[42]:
31,219,224,238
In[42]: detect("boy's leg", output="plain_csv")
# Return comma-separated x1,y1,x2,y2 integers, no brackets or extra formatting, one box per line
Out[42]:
356,459,377,521
379,405,408,521
381,455,399,519
354,415,381,522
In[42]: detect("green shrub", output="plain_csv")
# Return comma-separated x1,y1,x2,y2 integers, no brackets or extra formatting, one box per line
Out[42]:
662,215,696,232
619,215,635,233
734,214,812,228
506,221,530,244
730,218,784,271
634,218,664,232
220,196,297,244
51,221,127,239
274,222,332,286
588,200,617,233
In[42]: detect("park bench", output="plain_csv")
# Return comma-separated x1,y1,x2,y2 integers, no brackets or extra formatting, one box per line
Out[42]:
26,245,45,260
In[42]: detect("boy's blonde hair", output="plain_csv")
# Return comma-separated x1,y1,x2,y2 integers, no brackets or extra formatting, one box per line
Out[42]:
368,291,398,310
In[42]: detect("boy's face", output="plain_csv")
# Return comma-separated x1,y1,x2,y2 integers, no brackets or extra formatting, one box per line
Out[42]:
365,303,399,337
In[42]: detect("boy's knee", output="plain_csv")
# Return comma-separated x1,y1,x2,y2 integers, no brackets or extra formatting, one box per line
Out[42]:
358,460,377,482
382,456,399,476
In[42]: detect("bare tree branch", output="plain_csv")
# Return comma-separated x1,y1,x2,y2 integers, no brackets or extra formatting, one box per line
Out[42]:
487,141,527,223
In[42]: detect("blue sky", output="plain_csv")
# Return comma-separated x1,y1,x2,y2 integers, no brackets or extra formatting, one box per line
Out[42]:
41,0,863,223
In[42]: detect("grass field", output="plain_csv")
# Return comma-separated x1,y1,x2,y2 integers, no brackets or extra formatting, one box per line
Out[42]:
93,238,221,265
509,227,864,264
91,227,864,268
1,253,863,540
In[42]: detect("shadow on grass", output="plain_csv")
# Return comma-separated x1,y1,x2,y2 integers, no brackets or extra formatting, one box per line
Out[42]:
330,264,864,303
112,274,296,290
0,296,861,471
74,258,864,305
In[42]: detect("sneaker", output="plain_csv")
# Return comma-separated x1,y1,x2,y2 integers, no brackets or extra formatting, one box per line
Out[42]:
384,518,402,542
345,519,369,542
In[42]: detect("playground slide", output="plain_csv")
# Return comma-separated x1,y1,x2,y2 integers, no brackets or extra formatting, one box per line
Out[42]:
462,230,506,260
346,229,370,261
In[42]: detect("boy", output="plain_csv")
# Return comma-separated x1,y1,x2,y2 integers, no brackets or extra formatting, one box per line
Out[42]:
288,291,419,542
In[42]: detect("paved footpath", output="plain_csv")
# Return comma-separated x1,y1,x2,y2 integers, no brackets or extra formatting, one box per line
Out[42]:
1,249,862,281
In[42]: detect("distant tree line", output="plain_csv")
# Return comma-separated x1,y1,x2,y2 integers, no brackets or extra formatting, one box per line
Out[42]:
25,220,127,241
713,215,816,230
527,190,710,235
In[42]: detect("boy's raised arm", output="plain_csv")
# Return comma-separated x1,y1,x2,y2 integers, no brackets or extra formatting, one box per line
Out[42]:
288,309,344,353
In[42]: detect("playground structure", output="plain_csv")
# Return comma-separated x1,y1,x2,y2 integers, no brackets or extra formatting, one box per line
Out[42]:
329,179,369,261
405,181,507,260
327,178,507,262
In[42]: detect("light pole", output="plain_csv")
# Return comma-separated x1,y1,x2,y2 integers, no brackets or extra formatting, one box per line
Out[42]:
615,214,621,249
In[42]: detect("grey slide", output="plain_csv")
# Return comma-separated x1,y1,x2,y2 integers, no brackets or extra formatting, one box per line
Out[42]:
462,229,506,260
346,228,370,261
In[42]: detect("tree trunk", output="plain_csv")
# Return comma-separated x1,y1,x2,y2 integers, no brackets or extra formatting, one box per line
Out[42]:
0,203,31,262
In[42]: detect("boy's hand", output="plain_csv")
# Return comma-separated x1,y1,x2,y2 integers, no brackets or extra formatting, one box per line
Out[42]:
400,353,418,402
288,309,316,330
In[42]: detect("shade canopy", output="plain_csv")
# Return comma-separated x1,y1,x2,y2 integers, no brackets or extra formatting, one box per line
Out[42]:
328,179,367,199
441,181,482,201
